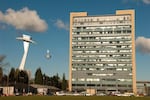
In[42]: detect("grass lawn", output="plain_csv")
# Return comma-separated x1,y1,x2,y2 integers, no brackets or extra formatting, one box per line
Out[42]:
0,96,150,100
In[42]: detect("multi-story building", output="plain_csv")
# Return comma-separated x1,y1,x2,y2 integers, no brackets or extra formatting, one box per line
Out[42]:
69,10,136,95
137,81,150,96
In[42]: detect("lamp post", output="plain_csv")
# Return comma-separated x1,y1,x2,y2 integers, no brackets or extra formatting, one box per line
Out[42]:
6,75,9,96
43,76,45,86
43,76,45,95
19,76,24,94
27,73,30,94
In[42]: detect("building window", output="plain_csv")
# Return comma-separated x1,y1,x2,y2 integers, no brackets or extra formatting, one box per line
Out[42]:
87,84,95,86
87,73,92,76
78,78,85,81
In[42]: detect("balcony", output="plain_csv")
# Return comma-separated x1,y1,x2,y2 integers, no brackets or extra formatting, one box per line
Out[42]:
72,47,132,51
72,61,132,64
72,56,131,60
73,29,93,32
72,52,132,55
72,33,131,37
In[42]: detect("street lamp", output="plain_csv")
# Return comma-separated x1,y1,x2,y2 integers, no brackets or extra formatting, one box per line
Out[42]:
43,76,45,86
45,49,51,60
6,75,9,96
19,76,24,94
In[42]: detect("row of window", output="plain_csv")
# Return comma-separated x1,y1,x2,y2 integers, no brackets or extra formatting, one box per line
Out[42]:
72,45,132,49
72,42,131,46
73,21,131,27
73,54,131,58
72,84,132,87
73,15,131,22
72,50,132,54
73,50,132,54
73,29,131,34
72,39,132,44
72,67,132,71
92,73,132,76
72,78,132,82
72,58,132,62
74,25,131,29
73,25,131,32
73,35,131,39
72,63,132,67
73,49,132,53
73,36,131,41
72,39,131,43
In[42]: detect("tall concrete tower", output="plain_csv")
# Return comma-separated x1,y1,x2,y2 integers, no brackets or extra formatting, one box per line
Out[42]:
16,34,35,70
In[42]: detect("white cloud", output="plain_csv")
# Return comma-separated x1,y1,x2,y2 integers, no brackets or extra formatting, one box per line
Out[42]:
54,19,69,31
143,0,150,4
136,36,150,54
0,7,47,32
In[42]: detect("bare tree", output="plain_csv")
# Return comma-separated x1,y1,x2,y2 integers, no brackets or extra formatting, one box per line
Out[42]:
0,55,9,73
0,55,9,85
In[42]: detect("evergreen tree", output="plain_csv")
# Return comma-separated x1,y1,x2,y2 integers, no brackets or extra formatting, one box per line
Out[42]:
35,68,43,85
61,73,67,90
15,69,19,83
55,73,61,88
43,74,50,85
17,70,29,84
9,68,15,85
2,74,7,86
49,74,61,88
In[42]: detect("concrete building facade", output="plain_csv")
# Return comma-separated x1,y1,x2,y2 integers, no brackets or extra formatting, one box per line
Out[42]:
69,10,136,94
137,81,150,96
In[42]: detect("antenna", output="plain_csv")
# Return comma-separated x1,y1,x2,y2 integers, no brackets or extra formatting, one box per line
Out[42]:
16,34,35,70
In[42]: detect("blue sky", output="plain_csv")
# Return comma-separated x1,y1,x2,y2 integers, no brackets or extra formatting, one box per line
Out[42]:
0,0,150,81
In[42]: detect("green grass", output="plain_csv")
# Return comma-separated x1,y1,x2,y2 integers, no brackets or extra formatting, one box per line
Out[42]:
0,96,150,100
